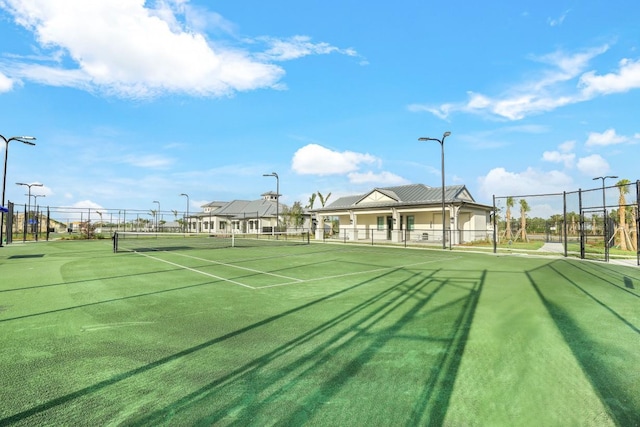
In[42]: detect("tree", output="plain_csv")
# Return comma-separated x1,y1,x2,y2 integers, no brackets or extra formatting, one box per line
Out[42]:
517,199,530,242
504,197,514,241
282,201,305,229
614,179,633,251
548,213,564,237
150,210,157,231
317,191,331,207
306,193,317,210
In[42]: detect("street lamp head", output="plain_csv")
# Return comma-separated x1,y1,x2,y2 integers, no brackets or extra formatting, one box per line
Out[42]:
443,131,451,138
18,136,36,145
180,193,188,197
593,175,619,182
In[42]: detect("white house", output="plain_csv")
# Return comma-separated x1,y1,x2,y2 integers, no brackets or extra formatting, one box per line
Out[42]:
188,192,311,233
312,183,493,245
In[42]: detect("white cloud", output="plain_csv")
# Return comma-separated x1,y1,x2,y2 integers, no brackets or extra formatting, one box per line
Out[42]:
558,140,575,152
478,167,573,199
541,140,576,168
548,10,570,27
576,154,610,176
121,154,175,169
291,144,378,175
0,72,15,92
258,35,358,61
542,150,575,168
347,171,410,186
585,128,628,146
579,58,640,97
410,45,620,121
0,0,354,98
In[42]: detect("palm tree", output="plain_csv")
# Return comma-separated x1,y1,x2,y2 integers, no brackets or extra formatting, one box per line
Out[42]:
317,191,331,208
518,199,530,242
504,197,514,241
615,179,632,251
306,193,317,210
150,210,157,231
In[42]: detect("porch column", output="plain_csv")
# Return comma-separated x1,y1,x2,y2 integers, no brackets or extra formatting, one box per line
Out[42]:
393,208,402,243
450,205,459,245
350,211,358,240
315,214,324,240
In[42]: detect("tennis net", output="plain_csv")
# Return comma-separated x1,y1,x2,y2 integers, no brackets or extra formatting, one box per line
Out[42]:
113,231,310,253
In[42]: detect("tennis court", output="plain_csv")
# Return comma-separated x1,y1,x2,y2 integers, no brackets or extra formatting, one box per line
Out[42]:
1,238,638,426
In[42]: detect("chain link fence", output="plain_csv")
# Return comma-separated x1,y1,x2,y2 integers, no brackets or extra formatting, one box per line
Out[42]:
493,180,638,265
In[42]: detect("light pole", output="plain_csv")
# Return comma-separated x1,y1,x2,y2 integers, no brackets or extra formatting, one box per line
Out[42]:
180,193,189,233
419,131,451,249
263,172,279,233
153,200,160,232
1,135,36,247
593,175,618,258
16,182,43,235
31,194,46,238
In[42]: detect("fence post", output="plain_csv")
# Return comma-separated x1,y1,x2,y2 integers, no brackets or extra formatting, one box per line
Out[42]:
492,195,497,254
637,180,640,266
563,192,567,257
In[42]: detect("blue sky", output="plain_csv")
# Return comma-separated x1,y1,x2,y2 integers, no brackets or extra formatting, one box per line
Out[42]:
0,0,638,219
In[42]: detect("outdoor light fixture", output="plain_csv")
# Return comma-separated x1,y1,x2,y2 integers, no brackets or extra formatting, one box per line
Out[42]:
418,131,451,249
16,182,43,233
1,135,36,247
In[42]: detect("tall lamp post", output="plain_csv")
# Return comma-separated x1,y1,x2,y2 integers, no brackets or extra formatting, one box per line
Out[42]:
31,193,46,239
180,193,189,233
16,182,43,235
153,200,160,232
1,135,36,247
419,131,451,249
263,172,279,233
593,175,618,259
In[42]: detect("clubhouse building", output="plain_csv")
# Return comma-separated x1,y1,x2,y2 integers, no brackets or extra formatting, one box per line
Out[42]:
187,191,310,233
312,183,493,244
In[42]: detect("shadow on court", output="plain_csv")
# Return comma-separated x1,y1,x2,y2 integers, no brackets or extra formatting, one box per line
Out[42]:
128,268,485,426
1,266,485,426
527,260,640,426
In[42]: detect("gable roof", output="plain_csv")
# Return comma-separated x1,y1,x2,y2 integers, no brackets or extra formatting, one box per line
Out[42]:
315,183,483,211
210,199,286,219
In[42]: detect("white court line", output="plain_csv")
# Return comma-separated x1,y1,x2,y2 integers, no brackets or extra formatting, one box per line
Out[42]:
134,251,256,289
169,251,304,283
256,256,460,289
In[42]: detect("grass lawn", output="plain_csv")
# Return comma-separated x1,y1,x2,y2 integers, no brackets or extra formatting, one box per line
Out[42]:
0,240,638,426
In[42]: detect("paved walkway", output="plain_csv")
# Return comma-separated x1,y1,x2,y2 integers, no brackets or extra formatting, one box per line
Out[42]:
538,242,565,253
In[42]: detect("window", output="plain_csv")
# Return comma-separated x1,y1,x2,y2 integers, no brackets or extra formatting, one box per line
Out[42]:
407,215,415,231
377,216,384,230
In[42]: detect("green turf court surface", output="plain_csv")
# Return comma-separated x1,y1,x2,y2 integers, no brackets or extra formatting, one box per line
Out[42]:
1,240,638,426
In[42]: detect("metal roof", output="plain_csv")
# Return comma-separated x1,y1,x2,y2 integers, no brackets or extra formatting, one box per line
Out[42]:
314,183,481,212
